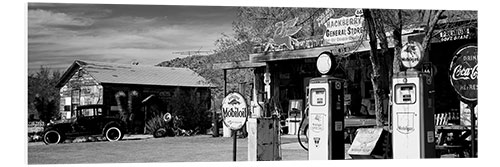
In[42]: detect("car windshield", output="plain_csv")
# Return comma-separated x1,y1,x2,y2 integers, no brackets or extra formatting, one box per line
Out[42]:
77,107,103,117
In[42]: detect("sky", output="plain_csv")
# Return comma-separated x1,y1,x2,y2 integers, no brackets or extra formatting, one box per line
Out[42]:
27,3,237,73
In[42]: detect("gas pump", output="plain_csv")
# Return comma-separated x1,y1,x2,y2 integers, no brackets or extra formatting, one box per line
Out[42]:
308,52,345,160
392,42,436,159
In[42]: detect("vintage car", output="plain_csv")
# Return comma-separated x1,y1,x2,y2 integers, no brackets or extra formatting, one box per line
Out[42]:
42,104,126,145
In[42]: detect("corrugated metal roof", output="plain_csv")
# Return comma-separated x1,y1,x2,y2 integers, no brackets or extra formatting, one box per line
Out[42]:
74,60,213,87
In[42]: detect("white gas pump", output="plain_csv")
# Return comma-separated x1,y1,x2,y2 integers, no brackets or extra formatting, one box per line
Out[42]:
308,52,345,160
392,42,436,159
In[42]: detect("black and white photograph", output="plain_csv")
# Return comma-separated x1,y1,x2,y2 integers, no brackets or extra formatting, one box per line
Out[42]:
4,0,497,166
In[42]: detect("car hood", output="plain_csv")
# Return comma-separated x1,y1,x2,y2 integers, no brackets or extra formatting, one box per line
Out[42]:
47,118,75,126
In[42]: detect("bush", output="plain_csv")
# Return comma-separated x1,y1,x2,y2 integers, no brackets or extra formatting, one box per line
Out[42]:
170,88,212,134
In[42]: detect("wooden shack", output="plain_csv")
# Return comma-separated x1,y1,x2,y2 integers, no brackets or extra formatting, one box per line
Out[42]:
56,60,214,134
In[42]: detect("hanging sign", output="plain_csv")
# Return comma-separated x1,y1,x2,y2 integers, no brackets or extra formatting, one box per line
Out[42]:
222,92,248,130
323,12,365,45
449,45,478,102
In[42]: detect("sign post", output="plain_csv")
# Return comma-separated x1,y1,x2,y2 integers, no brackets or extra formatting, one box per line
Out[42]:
449,44,477,157
222,92,248,161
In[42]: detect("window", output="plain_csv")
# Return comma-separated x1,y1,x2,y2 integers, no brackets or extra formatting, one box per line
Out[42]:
394,84,417,104
71,89,80,104
310,88,327,106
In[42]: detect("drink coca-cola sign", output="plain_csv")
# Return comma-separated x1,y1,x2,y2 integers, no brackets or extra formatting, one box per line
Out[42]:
449,45,477,102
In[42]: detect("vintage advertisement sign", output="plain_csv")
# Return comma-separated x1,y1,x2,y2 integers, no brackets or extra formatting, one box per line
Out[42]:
347,128,383,156
323,14,365,45
221,92,248,130
401,41,424,68
310,113,326,133
449,45,478,102
438,27,477,43
28,121,45,133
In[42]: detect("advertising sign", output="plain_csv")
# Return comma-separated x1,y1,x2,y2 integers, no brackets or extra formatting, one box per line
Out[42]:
449,45,478,102
222,92,248,130
348,128,383,156
323,15,365,45
438,27,477,42
28,121,45,133
401,41,424,68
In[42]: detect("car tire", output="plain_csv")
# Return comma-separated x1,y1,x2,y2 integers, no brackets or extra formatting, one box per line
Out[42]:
153,128,167,138
43,130,64,145
104,126,123,142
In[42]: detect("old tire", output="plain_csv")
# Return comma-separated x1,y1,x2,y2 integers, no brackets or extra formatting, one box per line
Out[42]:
43,130,63,145
105,127,123,142
153,128,167,138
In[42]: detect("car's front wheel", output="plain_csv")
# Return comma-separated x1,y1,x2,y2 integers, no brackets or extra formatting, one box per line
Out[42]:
43,130,64,145
104,127,123,142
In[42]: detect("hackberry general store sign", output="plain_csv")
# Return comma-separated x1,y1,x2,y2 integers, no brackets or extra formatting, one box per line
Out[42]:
222,92,248,130
323,10,364,45
449,45,477,102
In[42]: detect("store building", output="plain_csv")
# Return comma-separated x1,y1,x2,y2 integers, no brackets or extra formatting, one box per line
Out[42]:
217,16,477,136
56,60,214,133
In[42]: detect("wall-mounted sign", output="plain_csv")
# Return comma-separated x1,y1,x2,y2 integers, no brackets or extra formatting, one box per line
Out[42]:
438,27,477,43
449,45,477,102
401,41,424,68
264,17,302,52
323,15,365,45
222,92,248,130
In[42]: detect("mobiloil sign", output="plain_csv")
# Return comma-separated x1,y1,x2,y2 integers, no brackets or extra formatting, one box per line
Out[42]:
308,52,345,160
222,92,248,130
392,41,436,159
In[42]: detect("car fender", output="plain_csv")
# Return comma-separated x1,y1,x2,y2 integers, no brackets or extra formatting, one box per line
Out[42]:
101,121,125,135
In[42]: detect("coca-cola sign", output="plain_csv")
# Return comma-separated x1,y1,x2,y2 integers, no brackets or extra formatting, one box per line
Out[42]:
449,45,477,102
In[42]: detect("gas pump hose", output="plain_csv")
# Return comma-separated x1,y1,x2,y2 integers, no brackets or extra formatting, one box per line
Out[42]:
297,107,309,151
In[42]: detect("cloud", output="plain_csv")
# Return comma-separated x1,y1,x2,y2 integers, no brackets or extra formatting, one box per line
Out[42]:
28,9,94,29
27,5,236,74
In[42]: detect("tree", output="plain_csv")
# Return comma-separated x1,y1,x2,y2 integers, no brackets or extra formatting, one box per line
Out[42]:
362,9,476,126
363,9,392,126
28,67,61,122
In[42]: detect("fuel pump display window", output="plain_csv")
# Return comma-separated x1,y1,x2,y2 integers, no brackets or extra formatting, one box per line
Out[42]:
311,88,326,106
394,84,417,104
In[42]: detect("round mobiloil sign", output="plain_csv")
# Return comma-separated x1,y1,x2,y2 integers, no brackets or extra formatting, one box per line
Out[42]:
449,44,478,102
221,92,248,130
316,52,334,75
401,41,424,68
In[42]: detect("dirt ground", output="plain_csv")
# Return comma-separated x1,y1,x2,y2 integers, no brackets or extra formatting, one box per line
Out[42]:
28,134,325,164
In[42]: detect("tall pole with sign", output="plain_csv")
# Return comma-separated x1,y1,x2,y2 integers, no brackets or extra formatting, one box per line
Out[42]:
221,92,248,161
449,44,478,157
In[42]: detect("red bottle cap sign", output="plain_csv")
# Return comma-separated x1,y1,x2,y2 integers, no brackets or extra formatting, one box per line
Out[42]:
449,45,477,102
